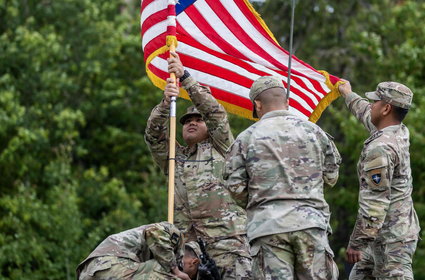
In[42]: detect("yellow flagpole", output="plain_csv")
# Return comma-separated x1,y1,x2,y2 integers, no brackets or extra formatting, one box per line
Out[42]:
167,42,177,224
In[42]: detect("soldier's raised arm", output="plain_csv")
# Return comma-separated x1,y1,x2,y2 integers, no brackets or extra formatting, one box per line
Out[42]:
338,80,376,133
168,51,233,154
145,78,180,173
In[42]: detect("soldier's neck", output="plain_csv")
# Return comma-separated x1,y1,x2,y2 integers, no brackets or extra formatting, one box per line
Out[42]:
376,119,401,130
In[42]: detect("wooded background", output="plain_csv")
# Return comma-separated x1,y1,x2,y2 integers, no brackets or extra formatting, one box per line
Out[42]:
0,0,423,279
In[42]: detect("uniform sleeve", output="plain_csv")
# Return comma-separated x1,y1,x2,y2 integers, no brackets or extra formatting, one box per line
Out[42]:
182,77,234,155
348,145,395,249
223,137,249,208
144,224,178,272
323,134,341,187
144,100,171,173
344,92,377,133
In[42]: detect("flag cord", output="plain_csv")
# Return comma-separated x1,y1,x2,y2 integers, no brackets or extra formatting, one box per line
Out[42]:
286,0,296,100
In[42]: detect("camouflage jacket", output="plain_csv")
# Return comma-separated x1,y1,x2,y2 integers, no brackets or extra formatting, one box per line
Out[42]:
145,77,247,244
345,92,420,248
76,222,184,275
224,109,341,242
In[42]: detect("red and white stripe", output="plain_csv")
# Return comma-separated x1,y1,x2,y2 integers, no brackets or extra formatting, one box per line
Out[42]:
141,0,339,120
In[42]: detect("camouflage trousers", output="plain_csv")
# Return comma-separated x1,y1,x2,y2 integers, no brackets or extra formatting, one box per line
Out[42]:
349,240,417,280
78,256,180,280
206,235,252,280
251,228,338,280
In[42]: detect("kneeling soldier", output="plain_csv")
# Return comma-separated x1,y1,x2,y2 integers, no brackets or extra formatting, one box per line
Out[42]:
76,222,191,280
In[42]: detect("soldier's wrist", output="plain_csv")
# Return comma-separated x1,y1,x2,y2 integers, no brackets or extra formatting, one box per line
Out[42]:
348,240,366,250
180,70,191,82
170,266,180,274
161,97,171,107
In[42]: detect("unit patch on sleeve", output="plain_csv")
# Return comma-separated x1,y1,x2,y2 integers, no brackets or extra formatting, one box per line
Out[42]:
371,173,382,185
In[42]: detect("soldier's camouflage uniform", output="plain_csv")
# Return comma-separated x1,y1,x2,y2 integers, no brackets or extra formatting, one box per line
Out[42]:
224,107,341,280
344,85,420,280
76,222,184,280
145,76,252,279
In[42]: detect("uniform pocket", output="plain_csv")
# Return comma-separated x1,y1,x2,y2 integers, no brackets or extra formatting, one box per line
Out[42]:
325,247,339,280
363,156,389,190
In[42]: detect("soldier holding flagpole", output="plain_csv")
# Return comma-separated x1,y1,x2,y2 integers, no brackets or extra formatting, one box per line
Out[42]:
145,51,252,279
339,80,420,279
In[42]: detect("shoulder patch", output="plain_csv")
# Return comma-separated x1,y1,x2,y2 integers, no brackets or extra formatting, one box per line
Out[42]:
371,173,382,185
170,232,179,246
364,155,388,171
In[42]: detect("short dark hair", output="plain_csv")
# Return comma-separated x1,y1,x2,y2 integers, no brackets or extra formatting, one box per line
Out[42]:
392,105,409,122
256,87,287,106
185,245,198,258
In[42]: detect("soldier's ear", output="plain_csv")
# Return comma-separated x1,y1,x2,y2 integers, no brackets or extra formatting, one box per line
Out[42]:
254,100,262,114
383,103,392,116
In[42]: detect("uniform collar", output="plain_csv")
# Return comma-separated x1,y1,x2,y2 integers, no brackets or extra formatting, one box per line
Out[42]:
260,109,294,120
364,124,403,145
381,124,403,133
182,138,210,155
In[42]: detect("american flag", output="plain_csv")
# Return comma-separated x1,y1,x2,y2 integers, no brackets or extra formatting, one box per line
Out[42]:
141,0,340,121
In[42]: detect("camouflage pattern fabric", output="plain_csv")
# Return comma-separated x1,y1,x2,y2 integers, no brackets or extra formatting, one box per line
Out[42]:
344,92,420,249
205,236,252,279
349,240,417,280
145,76,251,277
224,109,341,242
251,229,338,280
248,75,285,118
185,241,202,259
76,222,184,279
179,105,202,125
365,81,413,109
218,255,252,280
249,76,285,101
78,257,180,280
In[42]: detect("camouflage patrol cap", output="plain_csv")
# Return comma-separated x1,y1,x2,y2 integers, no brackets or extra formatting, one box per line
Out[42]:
179,105,203,125
185,241,202,259
365,82,413,109
249,76,286,118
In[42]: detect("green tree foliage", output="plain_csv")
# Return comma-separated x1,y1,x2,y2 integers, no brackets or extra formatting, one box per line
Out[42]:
0,0,168,279
0,0,424,279
255,0,425,278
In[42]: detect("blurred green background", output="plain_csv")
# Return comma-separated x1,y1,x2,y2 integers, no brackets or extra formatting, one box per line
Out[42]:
0,0,423,279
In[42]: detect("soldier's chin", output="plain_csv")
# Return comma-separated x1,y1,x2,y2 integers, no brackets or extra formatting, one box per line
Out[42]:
183,134,197,143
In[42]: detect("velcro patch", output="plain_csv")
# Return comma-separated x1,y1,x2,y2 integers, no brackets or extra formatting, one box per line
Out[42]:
171,232,180,246
371,173,382,185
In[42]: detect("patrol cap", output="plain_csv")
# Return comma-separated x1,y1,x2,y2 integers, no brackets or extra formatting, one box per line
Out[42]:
249,76,286,118
185,241,202,259
179,106,202,125
365,81,413,109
